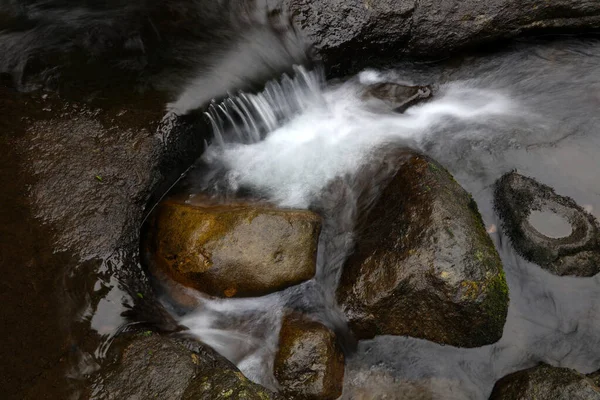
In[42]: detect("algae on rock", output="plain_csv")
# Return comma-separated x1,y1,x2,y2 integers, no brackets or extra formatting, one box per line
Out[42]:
337,152,509,347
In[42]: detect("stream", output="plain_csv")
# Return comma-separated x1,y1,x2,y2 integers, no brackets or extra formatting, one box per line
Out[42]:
148,38,600,399
2,2,600,398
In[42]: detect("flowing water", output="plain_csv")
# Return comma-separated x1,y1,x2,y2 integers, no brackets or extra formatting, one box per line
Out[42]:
3,2,600,397
157,38,600,398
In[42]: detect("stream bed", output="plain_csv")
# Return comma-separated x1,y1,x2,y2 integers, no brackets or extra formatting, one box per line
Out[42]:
146,38,600,399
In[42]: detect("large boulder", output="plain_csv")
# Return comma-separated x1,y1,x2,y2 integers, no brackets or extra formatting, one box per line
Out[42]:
94,334,282,400
147,200,321,298
274,313,345,400
337,152,509,347
0,85,208,399
286,0,600,74
489,364,600,400
494,172,600,277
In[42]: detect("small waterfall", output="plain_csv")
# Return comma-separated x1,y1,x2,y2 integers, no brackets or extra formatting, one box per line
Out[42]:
204,65,325,146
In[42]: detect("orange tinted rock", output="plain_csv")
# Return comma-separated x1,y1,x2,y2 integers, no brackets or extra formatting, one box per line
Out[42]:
147,200,321,298
274,313,345,400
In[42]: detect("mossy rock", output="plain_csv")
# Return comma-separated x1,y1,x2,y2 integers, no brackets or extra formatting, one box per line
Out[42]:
337,152,508,347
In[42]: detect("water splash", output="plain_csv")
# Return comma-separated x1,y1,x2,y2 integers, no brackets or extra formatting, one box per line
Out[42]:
201,67,518,208
204,65,325,146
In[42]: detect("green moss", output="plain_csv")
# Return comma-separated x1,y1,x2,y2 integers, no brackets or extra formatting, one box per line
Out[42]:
467,194,487,229
481,271,509,329
474,250,485,262
428,162,440,173
460,280,480,300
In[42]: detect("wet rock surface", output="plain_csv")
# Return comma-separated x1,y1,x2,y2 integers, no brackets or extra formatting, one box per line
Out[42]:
274,313,345,400
489,364,600,400
494,172,600,277
93,334,282,400
361,83,433,113
337,152,508,347
286,0,600,74
147,200,321,298
0,85,208,399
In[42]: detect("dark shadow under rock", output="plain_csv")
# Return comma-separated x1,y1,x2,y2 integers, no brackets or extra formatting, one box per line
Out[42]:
337,151,508,348
490,364,600,400
494,172,600,277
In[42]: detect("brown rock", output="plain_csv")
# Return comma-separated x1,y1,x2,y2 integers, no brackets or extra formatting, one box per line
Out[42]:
274,313,345,400
490,364,600,400
147,200,321,298
337,152,508,347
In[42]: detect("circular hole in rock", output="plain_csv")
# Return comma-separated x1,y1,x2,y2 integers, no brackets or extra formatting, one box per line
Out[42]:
527,210,573,239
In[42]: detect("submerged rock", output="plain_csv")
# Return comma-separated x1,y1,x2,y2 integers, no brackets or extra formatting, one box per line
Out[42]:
337,152,508,347
147,200,321,298
274,313,345,400
286,0,600,74
95,334,281,400
494,172,600,277
362,83,432,113
489,364,600,400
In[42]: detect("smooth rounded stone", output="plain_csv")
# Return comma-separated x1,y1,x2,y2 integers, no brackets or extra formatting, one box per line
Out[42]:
494,172,600,277
337,152,508,347
274,313,345,400
285,0,600,74
361,83,433,114
147,200,321,298
489,364,600,400
93,334,282,400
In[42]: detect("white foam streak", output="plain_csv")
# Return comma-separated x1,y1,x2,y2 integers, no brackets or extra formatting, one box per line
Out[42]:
209,75,518,207
180,294,283,388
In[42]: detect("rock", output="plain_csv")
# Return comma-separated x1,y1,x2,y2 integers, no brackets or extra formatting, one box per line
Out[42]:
361,83,433,113
337,152,508,347
489,364,600,400
286,0,600,74
94,334,282,400
494,172,600,277
274,313,345,400
0,86,208,399
147,200,321,298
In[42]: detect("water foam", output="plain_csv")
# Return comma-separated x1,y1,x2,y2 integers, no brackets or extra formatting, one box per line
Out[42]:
203,67,518,208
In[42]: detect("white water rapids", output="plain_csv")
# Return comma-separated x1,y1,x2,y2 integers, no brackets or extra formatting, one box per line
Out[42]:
199,66,516,208
158,40,600,399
